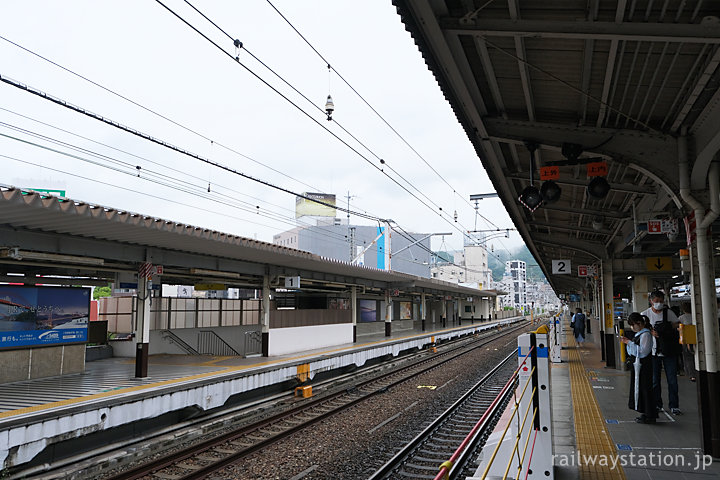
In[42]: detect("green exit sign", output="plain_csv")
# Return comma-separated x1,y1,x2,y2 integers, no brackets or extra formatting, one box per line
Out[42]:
29,188,66,197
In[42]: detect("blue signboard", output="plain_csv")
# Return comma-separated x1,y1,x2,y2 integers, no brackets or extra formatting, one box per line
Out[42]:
0,286,90,349
376,226,386,270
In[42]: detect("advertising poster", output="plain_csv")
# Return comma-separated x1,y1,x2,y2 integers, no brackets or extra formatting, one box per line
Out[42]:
359,299,377,322
0,286,90,349
328,298,350,310
295,192,336,218
400,301,412,320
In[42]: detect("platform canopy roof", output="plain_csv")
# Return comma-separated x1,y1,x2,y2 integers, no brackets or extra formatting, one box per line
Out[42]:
393,0,720,296
0,186,495,298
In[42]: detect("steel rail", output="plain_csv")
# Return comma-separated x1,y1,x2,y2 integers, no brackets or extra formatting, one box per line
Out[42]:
369,349,523,480
109,321,531,480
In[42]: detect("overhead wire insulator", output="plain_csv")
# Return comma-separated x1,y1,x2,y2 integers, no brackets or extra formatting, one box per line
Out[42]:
325,95,334,121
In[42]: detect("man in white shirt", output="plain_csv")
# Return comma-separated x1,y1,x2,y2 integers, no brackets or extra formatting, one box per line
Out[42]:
641,290,681,415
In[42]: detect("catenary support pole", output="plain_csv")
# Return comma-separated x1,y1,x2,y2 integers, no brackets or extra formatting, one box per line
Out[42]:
351,286,357,342
261,273,270,356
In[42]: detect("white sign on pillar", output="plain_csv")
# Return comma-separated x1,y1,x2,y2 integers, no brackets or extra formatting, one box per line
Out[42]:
552,259,571,275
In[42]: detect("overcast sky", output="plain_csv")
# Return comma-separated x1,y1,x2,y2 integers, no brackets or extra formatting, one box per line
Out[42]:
0,1,524,256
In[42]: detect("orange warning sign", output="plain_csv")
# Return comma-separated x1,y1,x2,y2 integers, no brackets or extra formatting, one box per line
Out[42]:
586,161,608,177
540,166,560,180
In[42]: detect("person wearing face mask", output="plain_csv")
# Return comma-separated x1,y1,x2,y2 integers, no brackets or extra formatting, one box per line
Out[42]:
642,290,681,415
621,313,656,423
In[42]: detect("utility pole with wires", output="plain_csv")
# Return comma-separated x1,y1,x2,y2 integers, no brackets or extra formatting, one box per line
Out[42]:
470,192,499,231
345,191,357,262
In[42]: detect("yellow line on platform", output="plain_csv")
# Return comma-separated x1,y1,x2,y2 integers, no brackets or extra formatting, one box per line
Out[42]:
567,334,626,480
0,320,519,420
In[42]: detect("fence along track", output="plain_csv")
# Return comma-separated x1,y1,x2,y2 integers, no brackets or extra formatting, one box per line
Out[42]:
110,322,529,480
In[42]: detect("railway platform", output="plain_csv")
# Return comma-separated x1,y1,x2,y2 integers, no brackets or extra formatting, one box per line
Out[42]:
551,320,720,480
0,316,526,472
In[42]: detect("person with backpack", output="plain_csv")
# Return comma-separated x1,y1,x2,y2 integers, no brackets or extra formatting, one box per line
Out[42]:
642,290,682,415
571,307,586,346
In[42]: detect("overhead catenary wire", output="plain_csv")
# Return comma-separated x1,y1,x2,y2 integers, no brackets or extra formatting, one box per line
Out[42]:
154,0,510,257
262,0,508,232
172,1,462,232
0,73,383,224
0,118,453,265
0,72,470,270
0,124,361,247
0,33,321,193
1,7,512,259
1,123,498,279
0,107,325,227
2,4,517,266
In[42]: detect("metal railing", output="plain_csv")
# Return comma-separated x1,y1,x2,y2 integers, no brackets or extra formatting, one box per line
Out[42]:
243,330,262,357
465,329,553,480
198,330,240,356
160,329,200,355
475,366,537,480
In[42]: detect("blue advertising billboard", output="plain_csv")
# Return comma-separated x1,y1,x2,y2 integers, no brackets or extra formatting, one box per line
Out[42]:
0,286,90,349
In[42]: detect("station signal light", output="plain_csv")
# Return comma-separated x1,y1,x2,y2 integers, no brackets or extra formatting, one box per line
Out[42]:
518,185,542,212
587,176,610,199
540,180,561,204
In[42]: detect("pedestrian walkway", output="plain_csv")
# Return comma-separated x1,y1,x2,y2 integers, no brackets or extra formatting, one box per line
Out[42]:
557,323,720,479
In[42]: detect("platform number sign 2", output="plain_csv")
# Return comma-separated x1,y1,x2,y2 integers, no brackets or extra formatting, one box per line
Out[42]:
552,259,571,275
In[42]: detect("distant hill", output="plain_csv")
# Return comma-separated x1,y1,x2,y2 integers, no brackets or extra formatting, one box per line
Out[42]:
488,244,545,282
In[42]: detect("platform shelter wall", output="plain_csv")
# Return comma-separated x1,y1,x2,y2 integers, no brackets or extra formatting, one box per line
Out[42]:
0,344,85,383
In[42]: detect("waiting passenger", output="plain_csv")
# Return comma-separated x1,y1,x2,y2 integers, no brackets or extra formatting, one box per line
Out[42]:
642,290,682,415
571,308,586,346
621,313,656,424
678,302,696,382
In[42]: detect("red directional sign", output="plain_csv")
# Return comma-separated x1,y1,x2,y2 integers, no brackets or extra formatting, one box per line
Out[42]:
647,220,662,233
578,265,588,277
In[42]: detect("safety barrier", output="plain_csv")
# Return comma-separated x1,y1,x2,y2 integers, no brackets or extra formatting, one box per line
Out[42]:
432,347,534,480
549,315,562,363
468,330,554,480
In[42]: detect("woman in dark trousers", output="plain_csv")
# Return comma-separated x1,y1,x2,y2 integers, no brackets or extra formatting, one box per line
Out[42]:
621,313,657,424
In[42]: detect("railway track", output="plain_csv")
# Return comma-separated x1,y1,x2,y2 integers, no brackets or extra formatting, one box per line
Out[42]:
368,350,517,480
109,322,531,480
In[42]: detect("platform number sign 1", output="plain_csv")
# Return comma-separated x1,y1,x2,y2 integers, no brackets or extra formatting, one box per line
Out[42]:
552,259,571,275
284,276,301,288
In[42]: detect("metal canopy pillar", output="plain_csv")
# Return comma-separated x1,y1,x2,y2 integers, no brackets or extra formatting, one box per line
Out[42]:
421,292,427,331
134,273,151,378
261,273,270,356
680,138,720,456
602,260,616,368
351,286,357,342
440,297,447,328
457,296,461,325
690,234,720,456
631,275,649,313
385,289,392,337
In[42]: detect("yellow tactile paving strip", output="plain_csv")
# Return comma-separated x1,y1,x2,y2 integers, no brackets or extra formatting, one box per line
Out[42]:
0,321,518,420
567,333,626,480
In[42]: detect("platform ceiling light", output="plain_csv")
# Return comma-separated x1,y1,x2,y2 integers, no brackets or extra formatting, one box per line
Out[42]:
519,142,542,212
591,216,604,231
540,180,561,204
587,176,611,199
